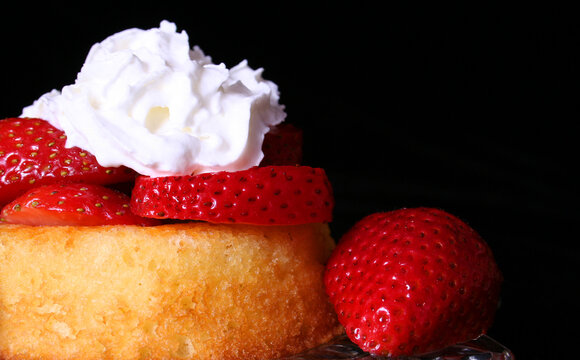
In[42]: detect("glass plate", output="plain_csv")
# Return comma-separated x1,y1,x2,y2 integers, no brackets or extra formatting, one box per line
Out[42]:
281,334,514,360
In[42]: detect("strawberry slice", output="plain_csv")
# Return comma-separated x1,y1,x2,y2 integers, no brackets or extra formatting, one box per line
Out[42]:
131,166,334,225
260,123,303,166
0,183,161,226
0,117,136,206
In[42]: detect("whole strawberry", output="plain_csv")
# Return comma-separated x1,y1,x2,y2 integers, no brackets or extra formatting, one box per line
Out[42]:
324,207,502,357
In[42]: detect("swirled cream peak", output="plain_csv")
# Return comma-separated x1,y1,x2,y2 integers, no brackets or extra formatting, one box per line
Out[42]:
22,20,286,177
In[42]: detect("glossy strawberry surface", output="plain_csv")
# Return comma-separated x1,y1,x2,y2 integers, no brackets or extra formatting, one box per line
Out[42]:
324,207,502,357
131,165,334,225
0,118,135,206
1,183,160,226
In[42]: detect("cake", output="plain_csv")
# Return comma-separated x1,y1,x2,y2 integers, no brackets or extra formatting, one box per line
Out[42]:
0,20,343,360
0,222,342,360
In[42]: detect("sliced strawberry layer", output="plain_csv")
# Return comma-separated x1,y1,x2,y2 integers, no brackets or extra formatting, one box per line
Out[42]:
0,117,136,206
261,123,303,166
131,166,334,225
1,183,160,226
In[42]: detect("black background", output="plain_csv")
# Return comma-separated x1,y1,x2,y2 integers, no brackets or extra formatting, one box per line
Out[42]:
1,2,577,359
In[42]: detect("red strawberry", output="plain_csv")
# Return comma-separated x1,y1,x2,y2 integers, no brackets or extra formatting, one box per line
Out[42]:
324,208,502,357
0,117,136,206
131,165,333,225
260,123,303,166
0,183,161,226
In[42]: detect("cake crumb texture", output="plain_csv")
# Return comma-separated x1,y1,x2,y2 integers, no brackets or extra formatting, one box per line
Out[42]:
0,222,343,360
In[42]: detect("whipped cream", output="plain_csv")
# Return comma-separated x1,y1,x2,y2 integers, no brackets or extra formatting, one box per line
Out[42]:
22,20,286,177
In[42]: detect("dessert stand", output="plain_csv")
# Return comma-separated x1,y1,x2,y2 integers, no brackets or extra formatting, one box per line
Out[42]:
283,334,514,360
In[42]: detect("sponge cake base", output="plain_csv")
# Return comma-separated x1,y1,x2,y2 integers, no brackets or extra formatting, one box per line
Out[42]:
0,222,342,360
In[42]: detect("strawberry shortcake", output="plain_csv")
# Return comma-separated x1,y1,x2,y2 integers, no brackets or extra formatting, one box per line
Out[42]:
0,20,342,360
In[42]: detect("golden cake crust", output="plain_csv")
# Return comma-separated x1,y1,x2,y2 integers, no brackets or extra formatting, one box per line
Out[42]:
0,222,343,360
